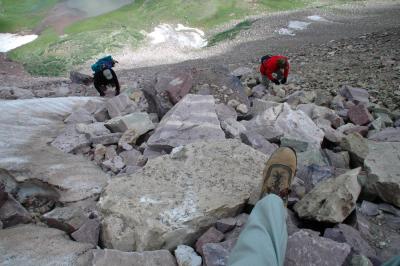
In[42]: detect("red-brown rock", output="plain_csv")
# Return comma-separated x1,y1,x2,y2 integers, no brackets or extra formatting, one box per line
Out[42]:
195,226,224,256
348,104,373,126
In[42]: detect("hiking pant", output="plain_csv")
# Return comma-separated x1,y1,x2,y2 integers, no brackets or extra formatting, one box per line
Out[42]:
228,194,287,266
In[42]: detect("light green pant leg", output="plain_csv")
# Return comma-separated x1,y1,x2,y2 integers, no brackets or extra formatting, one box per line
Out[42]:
228,194,288,266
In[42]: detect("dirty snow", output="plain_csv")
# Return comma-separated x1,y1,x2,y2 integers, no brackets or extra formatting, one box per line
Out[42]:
147,24,207,49
275,20,311,36
276,28,296,36
0,33,38,52
288,21,311,30
307,15,328,22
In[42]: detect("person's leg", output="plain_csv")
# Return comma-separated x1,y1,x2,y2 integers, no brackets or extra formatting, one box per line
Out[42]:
228,194,287,266
93,73,105,96
228,147,297,266
260,74,270,89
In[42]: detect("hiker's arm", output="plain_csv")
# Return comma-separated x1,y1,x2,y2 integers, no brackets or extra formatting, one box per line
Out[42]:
111,69,120,90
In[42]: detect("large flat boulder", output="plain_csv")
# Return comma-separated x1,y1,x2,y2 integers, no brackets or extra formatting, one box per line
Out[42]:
294,168,361,223
364,141,400,207
245,103,324,148
99,140,267,251
147,94,225,150
0,224,94,266
0,97,108,203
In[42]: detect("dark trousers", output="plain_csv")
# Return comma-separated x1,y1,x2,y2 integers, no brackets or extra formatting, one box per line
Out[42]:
93,69,120,96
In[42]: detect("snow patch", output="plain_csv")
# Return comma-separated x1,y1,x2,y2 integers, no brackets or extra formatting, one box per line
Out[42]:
276,28,296,36
0,33,38,52
288,21,311,30
275,20,311,36
147,24,207,50
307,15,328,22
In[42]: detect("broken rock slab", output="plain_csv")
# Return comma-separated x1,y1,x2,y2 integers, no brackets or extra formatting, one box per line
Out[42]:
147,94,225,150
105,112,155,134
285,229,351,266
0,194,31,228
364,141,400,207
99,140,267,251
91,249,177,266
294,168,361,223
64,107,96,124
106,93,138,118
0,224,94,265
51,124,90,154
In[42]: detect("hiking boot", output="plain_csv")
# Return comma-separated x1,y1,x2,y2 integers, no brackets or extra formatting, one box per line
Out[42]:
260,147,297,205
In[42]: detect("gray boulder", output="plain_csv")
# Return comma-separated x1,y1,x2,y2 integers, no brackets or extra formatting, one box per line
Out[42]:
91,249,177,266
221,118,247,139
368,127,400,142
340,133,369,167
294,168,361,223
364,141,400,207
147,94,225,150
247,103,324,148
240,131,278,156
0,224,94,265
339,85,369,104
99,140,267,251
175,245,202,266
285,229,351,266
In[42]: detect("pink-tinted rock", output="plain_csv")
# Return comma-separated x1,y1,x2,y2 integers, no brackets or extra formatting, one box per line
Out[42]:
195,227,224,256
165,70,193,104
348,104,373,126
285,229,351,266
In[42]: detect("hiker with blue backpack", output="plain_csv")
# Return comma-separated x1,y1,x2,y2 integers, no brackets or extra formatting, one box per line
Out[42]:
92,56,120,97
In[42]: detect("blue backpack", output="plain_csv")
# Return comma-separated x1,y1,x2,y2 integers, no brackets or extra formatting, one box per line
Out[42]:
91,56,114,73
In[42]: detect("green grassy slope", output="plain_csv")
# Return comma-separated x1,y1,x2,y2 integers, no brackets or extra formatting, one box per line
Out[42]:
0,0,58,32
6,0,306,76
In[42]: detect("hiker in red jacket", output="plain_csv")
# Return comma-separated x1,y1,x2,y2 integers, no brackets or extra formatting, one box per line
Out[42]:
260,55,290,89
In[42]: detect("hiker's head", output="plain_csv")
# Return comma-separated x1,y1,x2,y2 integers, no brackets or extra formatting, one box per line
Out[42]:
277,58,287,69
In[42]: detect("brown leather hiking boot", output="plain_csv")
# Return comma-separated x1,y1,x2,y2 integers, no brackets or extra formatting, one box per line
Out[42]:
260,147,297,205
